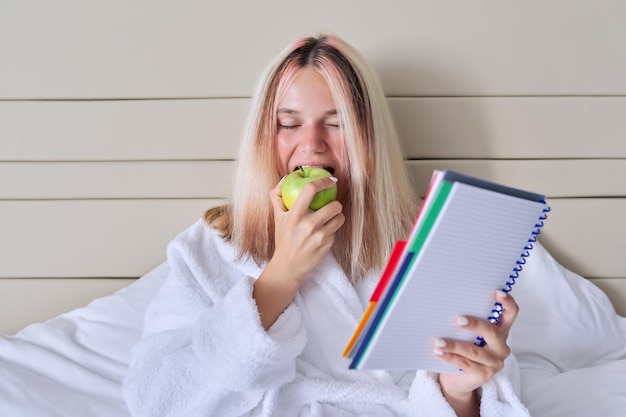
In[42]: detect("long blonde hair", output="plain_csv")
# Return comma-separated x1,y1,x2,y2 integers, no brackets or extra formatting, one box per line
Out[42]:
205,34,419,280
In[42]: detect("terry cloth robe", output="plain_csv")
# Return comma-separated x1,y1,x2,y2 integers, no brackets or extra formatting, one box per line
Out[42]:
123,219,530,417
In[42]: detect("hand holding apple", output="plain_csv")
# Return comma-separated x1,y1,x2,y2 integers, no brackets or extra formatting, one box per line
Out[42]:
281,166,337,210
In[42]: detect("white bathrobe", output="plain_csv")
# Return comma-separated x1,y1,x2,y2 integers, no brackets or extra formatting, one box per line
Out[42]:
123,219,530,417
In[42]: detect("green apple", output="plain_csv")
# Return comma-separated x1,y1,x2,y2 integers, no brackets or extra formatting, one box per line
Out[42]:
281,166,337,210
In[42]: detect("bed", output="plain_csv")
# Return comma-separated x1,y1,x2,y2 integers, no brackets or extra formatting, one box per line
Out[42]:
2,2,626,416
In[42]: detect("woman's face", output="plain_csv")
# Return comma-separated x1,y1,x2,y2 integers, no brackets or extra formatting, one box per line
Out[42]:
275,67,348,201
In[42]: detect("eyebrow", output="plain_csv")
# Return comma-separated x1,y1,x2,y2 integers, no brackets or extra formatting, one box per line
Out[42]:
277,108,338,116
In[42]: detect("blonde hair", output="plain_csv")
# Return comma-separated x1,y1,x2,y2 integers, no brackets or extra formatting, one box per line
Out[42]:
205,34,419,280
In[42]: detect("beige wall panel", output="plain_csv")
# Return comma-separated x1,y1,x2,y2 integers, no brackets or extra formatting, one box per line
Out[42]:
393,97,626,159
0,199,223,278
0,278,135,336
0,99,245,161
407,160,626,199
4,97,626,161
590,278,626,317
0,161,235,199
2,1,625,99
539,199,626,279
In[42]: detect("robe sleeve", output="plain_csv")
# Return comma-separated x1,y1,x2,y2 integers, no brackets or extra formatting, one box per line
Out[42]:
407,355,530,417
123,226,307,417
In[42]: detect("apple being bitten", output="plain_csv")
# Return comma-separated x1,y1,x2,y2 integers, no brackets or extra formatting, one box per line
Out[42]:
281,166,337,210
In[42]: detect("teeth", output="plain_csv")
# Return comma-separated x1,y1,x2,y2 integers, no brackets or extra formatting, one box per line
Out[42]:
296,165,335,175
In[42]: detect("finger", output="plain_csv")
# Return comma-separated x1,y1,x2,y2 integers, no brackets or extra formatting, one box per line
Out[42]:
270,177,288,212
434,336,505,371
456,293,519,347
449,315,512,359
290,177,338,213
315,202,345,233
298,202,344,251
492,291,519,335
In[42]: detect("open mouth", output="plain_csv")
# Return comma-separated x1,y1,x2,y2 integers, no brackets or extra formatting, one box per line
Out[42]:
295,165,335,176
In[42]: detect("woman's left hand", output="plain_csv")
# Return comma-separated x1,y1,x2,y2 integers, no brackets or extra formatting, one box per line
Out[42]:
436,291,519,406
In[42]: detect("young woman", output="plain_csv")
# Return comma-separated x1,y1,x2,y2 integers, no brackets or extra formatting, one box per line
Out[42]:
123,34,530,417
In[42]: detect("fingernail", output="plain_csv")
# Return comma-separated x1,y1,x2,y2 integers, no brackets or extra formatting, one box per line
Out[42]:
497,290,508,298
330,176,338,183
434,338,447,356
457,316,469,326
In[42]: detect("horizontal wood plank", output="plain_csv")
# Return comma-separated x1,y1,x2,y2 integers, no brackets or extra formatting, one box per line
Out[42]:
2,1,626,98
0,198,625,280
3,97,626,161
391,97,626,159
539,199,626,279
0,278,135,336
0,99,246,161
0,161,235,199
407,160,626,199
0,199,223,278
4,159,626,200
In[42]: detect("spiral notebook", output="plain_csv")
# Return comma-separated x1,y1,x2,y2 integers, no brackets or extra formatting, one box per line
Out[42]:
343,170,550,373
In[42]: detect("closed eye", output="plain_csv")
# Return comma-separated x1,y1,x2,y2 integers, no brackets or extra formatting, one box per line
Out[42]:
278,124,300,130
324,121,343,129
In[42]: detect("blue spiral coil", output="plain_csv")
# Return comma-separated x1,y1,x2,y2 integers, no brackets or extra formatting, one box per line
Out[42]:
474,204,551,347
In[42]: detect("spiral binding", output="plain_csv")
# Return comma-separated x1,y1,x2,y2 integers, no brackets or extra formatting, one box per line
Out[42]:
475,204,551,347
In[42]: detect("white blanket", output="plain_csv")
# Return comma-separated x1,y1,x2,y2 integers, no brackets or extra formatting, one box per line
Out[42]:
0,262,169,417
511,239,626,416
122,219,530,417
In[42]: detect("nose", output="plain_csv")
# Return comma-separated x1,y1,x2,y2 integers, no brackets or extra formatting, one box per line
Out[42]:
300,124,327,153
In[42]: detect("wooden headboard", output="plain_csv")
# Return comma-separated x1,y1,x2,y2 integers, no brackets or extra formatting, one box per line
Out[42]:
2,1,626,334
